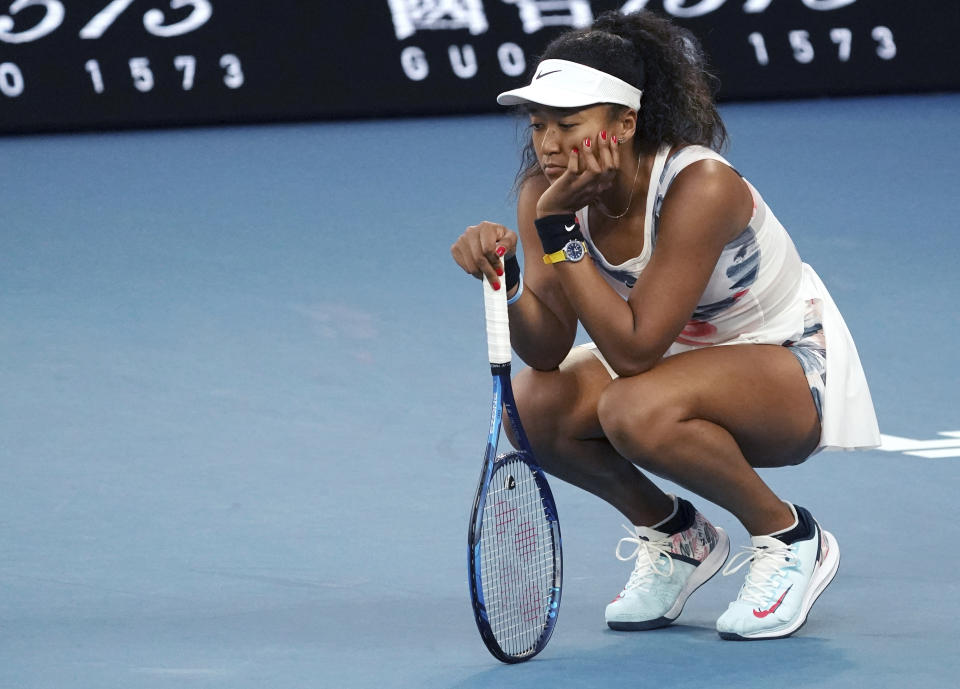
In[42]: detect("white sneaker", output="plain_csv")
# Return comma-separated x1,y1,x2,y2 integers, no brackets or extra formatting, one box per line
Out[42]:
605,499,729,631
716,505,840,640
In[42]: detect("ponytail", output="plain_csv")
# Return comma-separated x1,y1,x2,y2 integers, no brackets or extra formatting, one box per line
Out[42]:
515,9,727,189
592,10,726,154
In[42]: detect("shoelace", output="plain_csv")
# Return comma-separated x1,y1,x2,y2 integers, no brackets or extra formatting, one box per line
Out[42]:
615,525,674,592
722,542,797,606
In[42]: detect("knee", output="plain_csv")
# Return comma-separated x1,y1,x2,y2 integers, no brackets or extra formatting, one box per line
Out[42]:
597,378,685,471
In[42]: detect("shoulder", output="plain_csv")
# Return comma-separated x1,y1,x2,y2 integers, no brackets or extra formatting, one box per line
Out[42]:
659,150,754,243
662,146,738,189
671,156,744,199
665,149,752,216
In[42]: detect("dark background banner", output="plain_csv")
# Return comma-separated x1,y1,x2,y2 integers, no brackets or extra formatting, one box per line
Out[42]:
1,1,958,134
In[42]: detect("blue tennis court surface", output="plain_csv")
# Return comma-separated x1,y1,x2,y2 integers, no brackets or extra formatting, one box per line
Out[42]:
2,93,958,688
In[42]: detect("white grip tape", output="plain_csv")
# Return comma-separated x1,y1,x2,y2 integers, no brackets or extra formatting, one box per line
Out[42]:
483,274,511,365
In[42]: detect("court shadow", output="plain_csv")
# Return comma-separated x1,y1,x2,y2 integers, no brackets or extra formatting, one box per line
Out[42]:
444,623,854,689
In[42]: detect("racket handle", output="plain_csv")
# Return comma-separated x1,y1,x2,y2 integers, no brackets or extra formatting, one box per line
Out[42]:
483,273,511,365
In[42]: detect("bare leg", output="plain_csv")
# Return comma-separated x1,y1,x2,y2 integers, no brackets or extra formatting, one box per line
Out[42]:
507,344,820,535
597,344,820,535
506,348,674,526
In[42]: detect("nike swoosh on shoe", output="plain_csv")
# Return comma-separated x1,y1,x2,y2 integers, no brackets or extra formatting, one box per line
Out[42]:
753,585,792,619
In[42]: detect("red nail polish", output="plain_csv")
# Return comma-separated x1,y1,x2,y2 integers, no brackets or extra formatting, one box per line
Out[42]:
496,267,504,276
496,246,506,257
572,147,579,154
601,130,607,140
493,281,500,290
585,138,591,148
612,135,618,144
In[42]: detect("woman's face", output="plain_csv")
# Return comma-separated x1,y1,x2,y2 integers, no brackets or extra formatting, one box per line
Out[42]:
528,104,620,180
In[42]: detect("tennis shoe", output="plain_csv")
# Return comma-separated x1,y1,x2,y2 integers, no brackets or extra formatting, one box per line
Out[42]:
605,500,729,630
716,506,839,640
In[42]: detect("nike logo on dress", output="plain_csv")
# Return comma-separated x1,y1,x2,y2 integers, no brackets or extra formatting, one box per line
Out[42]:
535,69,561,79
753,585,792,618
564,223,577,232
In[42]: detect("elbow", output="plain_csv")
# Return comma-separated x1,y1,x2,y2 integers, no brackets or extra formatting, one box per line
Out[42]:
518,348,568,373
597,316,669,377
515,331,576,372
528,362,562,373
608,358,656,378
603,343,663,378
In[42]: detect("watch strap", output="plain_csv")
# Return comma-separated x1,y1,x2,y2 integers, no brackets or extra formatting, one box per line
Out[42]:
543,248,567,264
542,240,586,264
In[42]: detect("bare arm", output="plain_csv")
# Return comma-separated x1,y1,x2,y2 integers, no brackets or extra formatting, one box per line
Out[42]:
450,174,578,371
546,159,754,376
507,175,579,370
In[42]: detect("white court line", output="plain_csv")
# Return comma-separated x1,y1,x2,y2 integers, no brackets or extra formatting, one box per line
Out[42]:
905,448,960,459
879,431,960,456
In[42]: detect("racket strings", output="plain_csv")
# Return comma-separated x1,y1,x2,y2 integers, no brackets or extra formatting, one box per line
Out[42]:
479,455,558,656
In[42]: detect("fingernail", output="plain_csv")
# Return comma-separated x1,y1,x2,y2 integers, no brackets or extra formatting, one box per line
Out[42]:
584,138,591,148
600,130,607,140
572,147,579,154
612,135,618,144
496,267,504,276
493,281,501,290
496,246,506,257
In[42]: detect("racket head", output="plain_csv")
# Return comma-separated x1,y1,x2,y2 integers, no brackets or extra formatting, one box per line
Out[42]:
468,448,562,663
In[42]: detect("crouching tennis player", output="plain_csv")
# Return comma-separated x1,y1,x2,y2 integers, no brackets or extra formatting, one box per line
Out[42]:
450,9,879,640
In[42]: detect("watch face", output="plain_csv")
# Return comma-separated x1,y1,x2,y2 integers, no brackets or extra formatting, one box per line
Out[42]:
564,240,585,262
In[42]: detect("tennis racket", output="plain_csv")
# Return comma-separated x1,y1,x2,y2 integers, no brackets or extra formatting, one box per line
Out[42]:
467,272,562,663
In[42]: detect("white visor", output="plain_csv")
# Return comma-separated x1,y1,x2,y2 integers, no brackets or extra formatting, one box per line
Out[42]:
497,59,643,111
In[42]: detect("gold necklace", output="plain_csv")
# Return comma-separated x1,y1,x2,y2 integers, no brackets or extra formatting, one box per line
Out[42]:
594,152,643,220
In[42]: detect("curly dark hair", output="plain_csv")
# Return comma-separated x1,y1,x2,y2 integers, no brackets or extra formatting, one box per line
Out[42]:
515,9,727,188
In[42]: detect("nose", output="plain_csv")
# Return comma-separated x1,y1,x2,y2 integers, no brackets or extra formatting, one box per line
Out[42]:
540,126,562,154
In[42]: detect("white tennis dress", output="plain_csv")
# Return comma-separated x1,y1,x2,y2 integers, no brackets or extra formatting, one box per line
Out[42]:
576,145,880,452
